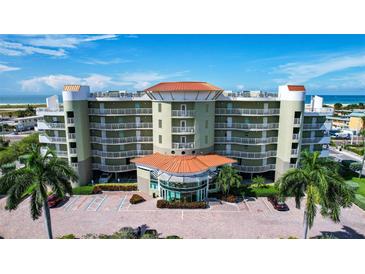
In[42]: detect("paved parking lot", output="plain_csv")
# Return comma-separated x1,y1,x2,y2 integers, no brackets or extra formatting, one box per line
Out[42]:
1,192,365,239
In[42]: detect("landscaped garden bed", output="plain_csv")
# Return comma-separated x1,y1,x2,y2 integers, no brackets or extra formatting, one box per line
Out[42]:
72,183,138,195
130,194,146,204
157,200,208,209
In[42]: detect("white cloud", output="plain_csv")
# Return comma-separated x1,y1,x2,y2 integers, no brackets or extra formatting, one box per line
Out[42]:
119,71,187,89
81,57,131,65
0,63,20,73
0,35,117,57
0,40,66,57
21,74,81,91
277,53,365,84
26,35,117,48
236,84,245,90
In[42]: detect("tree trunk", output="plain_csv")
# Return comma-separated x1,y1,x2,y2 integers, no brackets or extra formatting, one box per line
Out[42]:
303,210,309,239
43,201,53,239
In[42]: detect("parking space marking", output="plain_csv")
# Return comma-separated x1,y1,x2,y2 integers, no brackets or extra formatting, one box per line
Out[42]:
181,210,184,220
86,196,107,212
242,199,251,212
63,196,79,211
117,195,127,211
261,199,273,214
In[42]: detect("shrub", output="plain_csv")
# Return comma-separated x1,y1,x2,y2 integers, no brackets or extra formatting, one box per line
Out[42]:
92,186,103,194
157,200,208,209
222,194,237,203
58,234,77,239
130,194,146,204
94,183,137,191
166,235,182,239
18,154,30,165
141,233,158,239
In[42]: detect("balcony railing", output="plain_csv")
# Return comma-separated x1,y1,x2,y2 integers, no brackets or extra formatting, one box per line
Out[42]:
172,127,195,134
39,134,67,143
69,148,77,154
92,163,136,172
291,149,299,156
68,133,76,140
67,118,75,124
172,142,195,149
71,163,78,169
88,108,152,115
216,150,277,159
293,118,301,125
37,120,65,129
89,122,153,130
234,164,276,173
214,136,278,144
36,107,64,116
92,150,153,158
302,136,330,144
171,110,196,117
215,108,280,115
303,123,325,130
90,136,153,144
56,151,68,157
215,123,279,130
292,134,300,140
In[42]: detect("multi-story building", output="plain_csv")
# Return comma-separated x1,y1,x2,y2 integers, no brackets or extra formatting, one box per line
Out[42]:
37,82,331,202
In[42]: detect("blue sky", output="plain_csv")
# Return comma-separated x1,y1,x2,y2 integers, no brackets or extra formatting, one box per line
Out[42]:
0,34,365,95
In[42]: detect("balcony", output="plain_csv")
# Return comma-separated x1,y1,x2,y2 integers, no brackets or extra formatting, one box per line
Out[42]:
171,110,196,117
214,136,278,145
56,151,68,157
215,108,280,116
302,136,330,144
89,122,152,130
92,163,136,172
215,123,279,130
234,164,276,173
303,123,325,130
36,107,64,116
37,120,65,130
88,108,152,115
92,150,153,158
292,134,300,141
293,118,301,125
67,118,75,124
69,148,77,155
172,127,195,134
291,149,299,156
39,134,67,144
172,142,195,149
216,150,277,159
68,133,76,140
90,136,153,144
71,163,78,169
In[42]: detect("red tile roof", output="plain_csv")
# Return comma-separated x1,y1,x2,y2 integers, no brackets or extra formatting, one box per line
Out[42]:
132,153,236,174
144,82,223,92
287,85,305,91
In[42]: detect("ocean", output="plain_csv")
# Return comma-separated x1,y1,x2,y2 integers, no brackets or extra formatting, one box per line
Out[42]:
0,94,365,105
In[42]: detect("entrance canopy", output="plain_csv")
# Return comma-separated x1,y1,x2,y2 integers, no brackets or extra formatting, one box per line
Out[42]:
132,153,236,175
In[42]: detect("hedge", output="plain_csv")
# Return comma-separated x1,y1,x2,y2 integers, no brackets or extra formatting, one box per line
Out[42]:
72,186,94,195
354,194,365,211
130,194,146,204
94,183,137,191
157,200,208,209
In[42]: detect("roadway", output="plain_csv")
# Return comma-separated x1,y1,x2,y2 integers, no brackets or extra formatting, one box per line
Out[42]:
329,147,365,176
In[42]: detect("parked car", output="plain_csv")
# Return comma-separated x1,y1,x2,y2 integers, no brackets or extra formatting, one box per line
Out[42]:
267,196,289,211
47,194,64,208
98,173,112,184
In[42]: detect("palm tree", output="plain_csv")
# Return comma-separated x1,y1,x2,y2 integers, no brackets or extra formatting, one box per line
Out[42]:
275,150,354,239
216,165,242,196
252,175,265,188
0,145,78,239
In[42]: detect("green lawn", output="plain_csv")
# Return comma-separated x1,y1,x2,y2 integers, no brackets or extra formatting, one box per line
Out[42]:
72,185,94,195
346,177,365,211
239,184,279,197
351,177,365,196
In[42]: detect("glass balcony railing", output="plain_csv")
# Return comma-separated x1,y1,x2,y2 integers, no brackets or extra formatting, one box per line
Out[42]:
90,136,153,144
89,122,153,130
92,150,153,158
215,108,280,115
215,136,278,144
216,150,277,158
92,163,136,172
88,108,152,115
215,123,279,130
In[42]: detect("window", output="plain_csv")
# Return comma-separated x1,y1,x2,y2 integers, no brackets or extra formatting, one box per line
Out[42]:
181,104,186,112
159,135,162,144
205,120,208,128
181,136,186,143
180,120,186,128
205,135,208,144
158,119,162,128
158,103,162,112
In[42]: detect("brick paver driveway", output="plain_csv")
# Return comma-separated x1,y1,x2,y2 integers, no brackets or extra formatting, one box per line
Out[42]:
1,192,365,239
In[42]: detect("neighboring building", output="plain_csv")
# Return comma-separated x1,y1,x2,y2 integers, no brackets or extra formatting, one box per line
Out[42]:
36,82,331,201
348,112,365,133
0,115,41,132
327,109,365,133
